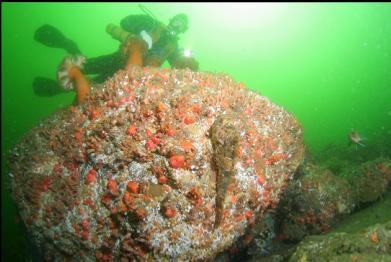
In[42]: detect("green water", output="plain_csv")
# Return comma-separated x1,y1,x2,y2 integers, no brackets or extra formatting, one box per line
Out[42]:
2,3,391,261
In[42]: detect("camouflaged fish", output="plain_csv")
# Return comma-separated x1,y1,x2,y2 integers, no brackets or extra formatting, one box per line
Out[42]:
210,114,240,229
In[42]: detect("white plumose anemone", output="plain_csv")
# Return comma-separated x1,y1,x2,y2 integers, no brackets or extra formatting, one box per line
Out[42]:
57,55,86,90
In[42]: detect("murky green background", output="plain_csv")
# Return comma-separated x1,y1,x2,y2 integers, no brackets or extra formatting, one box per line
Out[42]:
2,3,391,261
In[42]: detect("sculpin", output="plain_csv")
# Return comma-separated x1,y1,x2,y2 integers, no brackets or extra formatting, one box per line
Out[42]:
210,114,240,229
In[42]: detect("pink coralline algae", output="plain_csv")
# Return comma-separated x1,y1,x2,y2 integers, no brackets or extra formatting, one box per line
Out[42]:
8,66,304,261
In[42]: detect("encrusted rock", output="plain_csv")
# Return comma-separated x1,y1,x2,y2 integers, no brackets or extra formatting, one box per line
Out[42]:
274,158,391,244
289,221,391,262
8,66,304,261
346,158,391,203
277,163,357,242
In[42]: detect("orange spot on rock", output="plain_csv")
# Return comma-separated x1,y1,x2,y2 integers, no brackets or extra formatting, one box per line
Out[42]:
146,129,153,137
107,179,118,194
164,207,176,218
42,176,51,192
191,104,201,114
70,106,78,113
244,108,252,115
263,190,270,201
123,191,132,205
127,181,139,194
107,100,119,108
237,146,243,158
145,140,156,150
181,140,194,152
370,232,379,243
85,169,97,185
166,127,175,136
127,125,137,136
245,157,253,166
152,135,160,144
257,173,266,185
351,255,359,261
81,219,89,231
136,208,146,219
158,176,168,184
187,188,202,206
169,155,186,169
265,153,288,166
101,194,112,206
152,165,164,176
75,129,83,142
78,208,85,216
157,102,166,112
377,163,390,174
84,198,94,208
230,195,238,204
89,110,100,120
255,148,263,157
245,210,253,219
81,231,89,240
184,116,195,125
53,163,63,174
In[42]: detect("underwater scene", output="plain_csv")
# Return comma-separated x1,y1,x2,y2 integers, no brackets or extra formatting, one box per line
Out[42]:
2,3,391,261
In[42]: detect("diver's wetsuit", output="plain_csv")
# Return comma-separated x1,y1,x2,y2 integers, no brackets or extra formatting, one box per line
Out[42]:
120,15,182,67
83,15,183,82
33,15,183,96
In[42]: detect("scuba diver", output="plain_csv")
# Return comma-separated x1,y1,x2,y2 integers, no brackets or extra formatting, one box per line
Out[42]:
33,6,199,104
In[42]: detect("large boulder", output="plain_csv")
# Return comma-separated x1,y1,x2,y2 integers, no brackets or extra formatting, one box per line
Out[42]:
345,158,391,203
277,163,357,242
248,158,391,261
273,158,391,244
8,66,304,261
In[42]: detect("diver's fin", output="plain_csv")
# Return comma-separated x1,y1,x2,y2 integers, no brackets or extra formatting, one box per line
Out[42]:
34,24,82,55
33,77,68,97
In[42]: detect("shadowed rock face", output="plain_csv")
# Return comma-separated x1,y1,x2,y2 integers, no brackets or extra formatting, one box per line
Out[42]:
289,221,391,261
8,66,304,261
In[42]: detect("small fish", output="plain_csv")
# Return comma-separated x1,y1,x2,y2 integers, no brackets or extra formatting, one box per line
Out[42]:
349,130,366,147
210,114,240,230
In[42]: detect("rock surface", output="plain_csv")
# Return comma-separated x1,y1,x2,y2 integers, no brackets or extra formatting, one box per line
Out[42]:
277,163,357,242
289,221,391,262
8,66,304,261
247,158,391,262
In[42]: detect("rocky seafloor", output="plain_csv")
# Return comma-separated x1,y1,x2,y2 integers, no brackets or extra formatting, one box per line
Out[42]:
7,65,391,262
247,158,391,262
